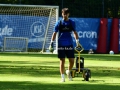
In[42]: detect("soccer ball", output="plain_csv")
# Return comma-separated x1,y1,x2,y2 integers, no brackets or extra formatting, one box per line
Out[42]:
109,50,114,55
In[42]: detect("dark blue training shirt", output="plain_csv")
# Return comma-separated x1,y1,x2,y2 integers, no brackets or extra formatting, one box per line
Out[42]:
54,19,76,46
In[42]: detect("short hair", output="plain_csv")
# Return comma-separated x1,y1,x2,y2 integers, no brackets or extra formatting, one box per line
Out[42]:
62,8,70,14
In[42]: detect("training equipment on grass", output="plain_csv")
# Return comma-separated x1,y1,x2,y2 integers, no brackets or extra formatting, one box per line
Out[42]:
0,4,58,53
68,45,91,81
73,46,84,73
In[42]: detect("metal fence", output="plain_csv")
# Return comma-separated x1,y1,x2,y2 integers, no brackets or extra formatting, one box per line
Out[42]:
0,0,120,18
60,0,120,18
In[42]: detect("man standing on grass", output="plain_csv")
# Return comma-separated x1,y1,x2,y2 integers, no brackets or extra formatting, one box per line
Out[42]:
49,8,82,82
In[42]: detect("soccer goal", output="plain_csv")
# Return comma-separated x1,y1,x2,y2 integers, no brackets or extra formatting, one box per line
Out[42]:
0,4,59,53
4,37,28,52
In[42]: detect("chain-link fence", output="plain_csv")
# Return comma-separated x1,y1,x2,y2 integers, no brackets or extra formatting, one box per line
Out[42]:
0,0,120,18
60,0,120,18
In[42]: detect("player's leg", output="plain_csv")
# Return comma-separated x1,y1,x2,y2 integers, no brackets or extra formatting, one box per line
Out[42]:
66,58,74,81
60,58,65,82
60,58,65,74
65,45,75,81
58,46,66,82
68,58,74,70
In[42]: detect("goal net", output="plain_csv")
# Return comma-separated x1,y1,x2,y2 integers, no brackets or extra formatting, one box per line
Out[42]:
0,4,59,53
4,37,28,52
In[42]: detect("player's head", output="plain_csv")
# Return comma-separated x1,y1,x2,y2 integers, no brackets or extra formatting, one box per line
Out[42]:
62,8,70,20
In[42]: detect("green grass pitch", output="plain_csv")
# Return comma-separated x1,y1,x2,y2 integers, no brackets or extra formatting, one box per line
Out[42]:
0,53,120,90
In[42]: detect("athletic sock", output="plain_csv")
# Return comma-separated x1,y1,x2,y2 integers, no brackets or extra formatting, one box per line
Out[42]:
61,74,65,78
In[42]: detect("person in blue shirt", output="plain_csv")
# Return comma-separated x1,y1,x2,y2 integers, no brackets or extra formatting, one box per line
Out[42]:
49,8,82,82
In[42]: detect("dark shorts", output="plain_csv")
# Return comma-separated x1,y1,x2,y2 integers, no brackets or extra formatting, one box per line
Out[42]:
58,45,75,58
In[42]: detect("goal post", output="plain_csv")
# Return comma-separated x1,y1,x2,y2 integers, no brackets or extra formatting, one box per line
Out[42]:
0,4,59,53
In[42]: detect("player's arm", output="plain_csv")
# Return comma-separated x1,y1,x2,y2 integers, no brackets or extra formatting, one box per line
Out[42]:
73,31,80,45
71,20,83,48
73,31,79,40
51,32,57,41
73,31,83,48
49,32,57,52
51,20,59,41
71,20,79,40
49,21,59,52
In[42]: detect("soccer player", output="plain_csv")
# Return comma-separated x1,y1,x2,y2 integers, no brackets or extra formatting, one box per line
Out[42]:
49,8,82,82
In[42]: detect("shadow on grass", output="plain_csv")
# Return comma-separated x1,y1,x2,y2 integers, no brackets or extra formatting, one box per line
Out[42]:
88,67,120,78
0,53,57,58
81,54,120,61
0,53,120,61
0,53,120,90
0,81,120,90
0,62,120,78
0,65,60,77
0,55,120,78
